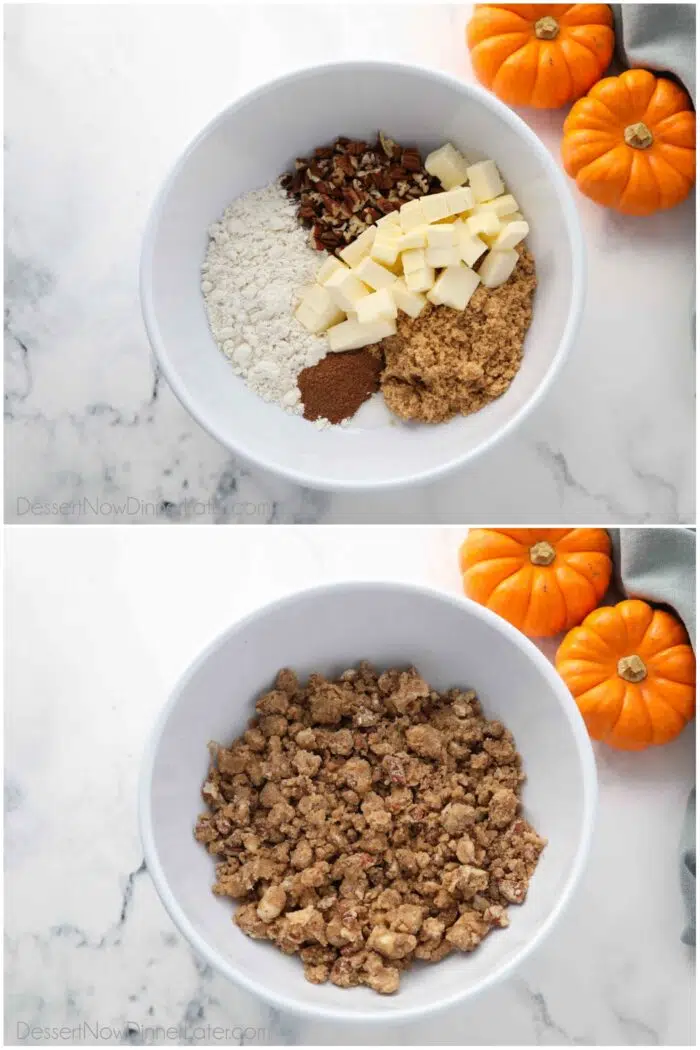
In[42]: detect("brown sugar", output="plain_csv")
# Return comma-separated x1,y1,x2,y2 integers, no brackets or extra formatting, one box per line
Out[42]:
195,663,546,995
380,248,537,423
298,348,383,424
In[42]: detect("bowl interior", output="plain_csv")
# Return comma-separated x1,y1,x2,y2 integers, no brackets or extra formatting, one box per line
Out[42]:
142,63,579,487
143,584,594,1021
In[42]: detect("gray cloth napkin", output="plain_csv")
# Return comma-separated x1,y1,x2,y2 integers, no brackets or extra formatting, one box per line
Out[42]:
611,5,696,343
612,3,696,102
611,528,696,946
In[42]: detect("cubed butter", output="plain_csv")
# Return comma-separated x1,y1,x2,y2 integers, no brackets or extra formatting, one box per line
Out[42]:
405,265,435,293
420,192,452,224
353,256,397,291
492,220,529,250
370,226,403,266
316,256,348,285
377,222,402,240
371,239,400,267
478,248,519,288
294,284,345,333
327,317,396,352
443,186,474,216
339,226,376,267
426,245,461,268
376,210,402,228
467,211,501,238
467,159,505,204
399,198,427,232
324,268,372,312
426,225,457,249
397,225,428,251
401,248,427,275
427,263,480,311
478,193,520,218
424,143,470,190
294,302,323,333
302,283,337,313
391,278,427,319
456,224,488,267
356,287,397,324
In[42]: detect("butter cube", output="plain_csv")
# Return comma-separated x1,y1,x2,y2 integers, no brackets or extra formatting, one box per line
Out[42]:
420,192,452,223
327,317,396,352
503,211,524,223
353,256,397,291
339,226,376,267
376,211,401,228
399,198,427,232
456,223,488,267
427,263,480,311
356,287,398,324
479,248,519,288
401,248,427,275
316,256,348,285
426,245,461,268
424,143,470,190
294,302,322,333
467,211,501,238
443,186,474,216
325,268,372,312
294,284,345,333
492,220,529,250
405,265,435,293
426,225,457,249
371,228,402,266
397,226,428,251
302,283,337,313
391,278,427,319
478,193,520,218
467,159,505,203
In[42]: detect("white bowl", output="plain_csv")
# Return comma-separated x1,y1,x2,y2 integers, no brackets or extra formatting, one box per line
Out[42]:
139,582,596,1024
140,61,585,491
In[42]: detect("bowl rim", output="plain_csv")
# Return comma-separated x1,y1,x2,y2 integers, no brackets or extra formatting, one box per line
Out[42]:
139,59,586,492
138,580,597,1024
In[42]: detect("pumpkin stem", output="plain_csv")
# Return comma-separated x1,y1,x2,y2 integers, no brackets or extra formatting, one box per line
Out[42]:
535,15,560,40
624,122,654,150
529,541,556,567
617,655,648,683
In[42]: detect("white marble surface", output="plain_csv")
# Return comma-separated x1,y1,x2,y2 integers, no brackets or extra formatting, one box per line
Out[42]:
5,526,695,1045
4,3,696,524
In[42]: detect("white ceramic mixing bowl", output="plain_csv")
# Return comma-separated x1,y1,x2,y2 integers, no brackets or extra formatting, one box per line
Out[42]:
139,582,596,1023
140,61,585,490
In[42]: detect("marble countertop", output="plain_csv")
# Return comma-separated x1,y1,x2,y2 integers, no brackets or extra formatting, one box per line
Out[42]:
5,526,695,1045
4,4,696,524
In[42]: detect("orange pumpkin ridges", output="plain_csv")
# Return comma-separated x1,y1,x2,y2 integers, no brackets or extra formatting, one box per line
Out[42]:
556,599,696,750
459,528,612,638
466,4,615,110
562,68,696,215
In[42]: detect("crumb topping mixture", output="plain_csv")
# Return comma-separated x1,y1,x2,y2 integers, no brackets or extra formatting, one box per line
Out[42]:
195,663,546,995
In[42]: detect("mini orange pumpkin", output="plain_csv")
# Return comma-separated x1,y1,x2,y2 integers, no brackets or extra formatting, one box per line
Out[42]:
467,4,615,109
562,68,696,215
460,528,612,637
556,599,695,749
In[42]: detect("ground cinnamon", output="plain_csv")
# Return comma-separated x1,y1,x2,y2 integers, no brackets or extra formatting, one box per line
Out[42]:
298,349,383,424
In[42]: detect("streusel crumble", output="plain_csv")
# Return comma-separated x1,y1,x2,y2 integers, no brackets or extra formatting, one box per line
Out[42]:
195,663,546,994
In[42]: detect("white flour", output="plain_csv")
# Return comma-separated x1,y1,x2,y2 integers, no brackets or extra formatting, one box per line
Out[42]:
201,181,328,412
